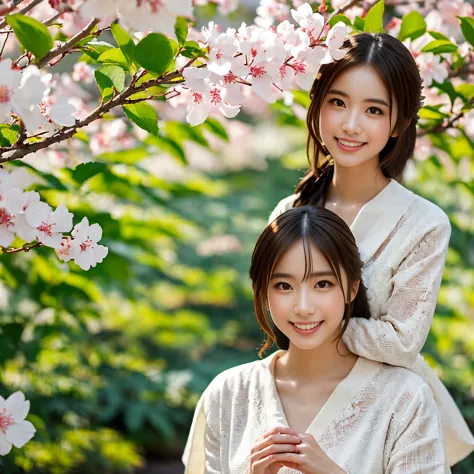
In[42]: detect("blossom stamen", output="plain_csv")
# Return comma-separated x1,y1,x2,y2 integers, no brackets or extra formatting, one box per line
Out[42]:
0,409,15,435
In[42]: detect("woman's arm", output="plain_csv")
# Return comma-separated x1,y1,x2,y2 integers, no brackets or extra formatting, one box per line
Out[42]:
387,384,449,473
342,214,451,369
182,388,222,474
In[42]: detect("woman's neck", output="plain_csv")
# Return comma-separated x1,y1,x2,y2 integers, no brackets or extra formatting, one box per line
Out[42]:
326,160,390,206
277,337,358,383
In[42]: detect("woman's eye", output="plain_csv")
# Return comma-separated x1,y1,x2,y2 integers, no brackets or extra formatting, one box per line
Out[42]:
275,282,292,291
329,98,345,107
315,280,333,289
368,106,383,115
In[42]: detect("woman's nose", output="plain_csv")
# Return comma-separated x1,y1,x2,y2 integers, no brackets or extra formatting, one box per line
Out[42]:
342,110,362,135
293,290,315,317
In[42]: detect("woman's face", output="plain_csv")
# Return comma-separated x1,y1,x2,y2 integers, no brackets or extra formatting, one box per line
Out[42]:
319,65,398,171
267,239,356,351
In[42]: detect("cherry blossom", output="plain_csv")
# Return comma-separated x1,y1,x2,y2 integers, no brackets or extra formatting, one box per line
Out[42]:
40,95,77,128
0,392,36,456
62,217,109,271
27,203,74,249
324,21,349,61
255,0,290,28
11,191,42,243
0,59,22,123
416,53,449,87
207,29,240,76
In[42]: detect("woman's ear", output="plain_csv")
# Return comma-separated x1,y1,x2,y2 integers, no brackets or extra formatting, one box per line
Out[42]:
349,280,360,303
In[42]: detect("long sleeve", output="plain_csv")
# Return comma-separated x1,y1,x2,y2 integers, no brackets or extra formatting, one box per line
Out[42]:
343,214,451,368
386,384,449,474
182,388,221,474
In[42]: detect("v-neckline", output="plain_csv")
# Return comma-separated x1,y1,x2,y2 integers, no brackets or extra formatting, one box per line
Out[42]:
266,351,379,438
333,179,394,232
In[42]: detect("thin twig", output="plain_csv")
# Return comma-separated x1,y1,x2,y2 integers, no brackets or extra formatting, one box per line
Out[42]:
329,0,361,18
1,241,43,254
35,17,100,69
417,98,474,137
0,30,9,56
0,0,44,29
43,11,62,26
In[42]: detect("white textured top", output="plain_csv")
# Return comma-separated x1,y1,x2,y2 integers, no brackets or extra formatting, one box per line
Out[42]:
267,179,474,465
183,352,449,474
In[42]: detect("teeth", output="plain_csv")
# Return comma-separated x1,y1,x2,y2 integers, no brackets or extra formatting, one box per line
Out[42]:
293,322,322,330
338,138,364,147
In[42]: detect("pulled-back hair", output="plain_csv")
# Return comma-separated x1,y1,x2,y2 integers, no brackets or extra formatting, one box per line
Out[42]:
295,32,423,207
249,206,370,356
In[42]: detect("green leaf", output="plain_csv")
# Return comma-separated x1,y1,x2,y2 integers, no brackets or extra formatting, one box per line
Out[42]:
428,30,450,42
81,40,114,61
123,103,159,136
459,17,474,47
0,124,20,147
431,80,458,106
363,0,384,33
418,105,449,120
421,39,458,54
328,15,352,28
175,17,188,46
95,64,125,102
455,84,474,101
111,22,135,65
181,40,208,59
71,162,108,186
6,14,53,59
354,16,365,31
202,117,229,142
398,12,426,41
98,48,130,69
145,135,187,165
134,33,174,75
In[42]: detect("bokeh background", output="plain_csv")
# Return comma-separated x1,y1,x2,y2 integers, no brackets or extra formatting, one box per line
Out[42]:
0,0,473,472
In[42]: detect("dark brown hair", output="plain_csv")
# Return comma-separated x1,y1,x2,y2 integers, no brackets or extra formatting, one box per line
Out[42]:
295,32,423,207
249,206,370,356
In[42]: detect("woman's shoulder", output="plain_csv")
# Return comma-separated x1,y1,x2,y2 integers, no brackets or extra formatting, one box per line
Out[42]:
200,356,270,406
367,359,436,411
394,181,450,228
268,193,299,224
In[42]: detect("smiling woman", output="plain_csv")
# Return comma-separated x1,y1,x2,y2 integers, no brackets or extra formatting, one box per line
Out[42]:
268,32,474,465
182,206,448,474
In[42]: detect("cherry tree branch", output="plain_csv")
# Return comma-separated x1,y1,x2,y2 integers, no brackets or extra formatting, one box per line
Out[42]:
35,17,100,68
0,68,185,163
1,241,43,254
417,97,474,137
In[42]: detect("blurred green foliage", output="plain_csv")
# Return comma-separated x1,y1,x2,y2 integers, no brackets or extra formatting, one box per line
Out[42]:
0,2,473,474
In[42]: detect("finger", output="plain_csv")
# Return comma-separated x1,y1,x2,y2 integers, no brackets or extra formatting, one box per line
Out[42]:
261,452,302,465
258,442,298,459
263,426,300,438
251,434,300,456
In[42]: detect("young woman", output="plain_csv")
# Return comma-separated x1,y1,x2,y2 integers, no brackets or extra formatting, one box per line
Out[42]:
183,206,448,473
268,32,473,465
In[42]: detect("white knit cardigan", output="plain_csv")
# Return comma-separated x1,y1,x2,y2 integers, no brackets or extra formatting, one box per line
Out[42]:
266,179,474,466
183,352,449,474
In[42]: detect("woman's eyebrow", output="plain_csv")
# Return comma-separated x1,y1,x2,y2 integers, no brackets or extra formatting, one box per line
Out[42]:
271,271,334,279
327,89,389,107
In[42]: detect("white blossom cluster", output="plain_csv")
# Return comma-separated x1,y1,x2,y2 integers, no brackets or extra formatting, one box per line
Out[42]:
178,4,348,125
0,167,108,271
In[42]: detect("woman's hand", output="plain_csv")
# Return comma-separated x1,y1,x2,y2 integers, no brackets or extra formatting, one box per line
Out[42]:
248,426,301,474
278,432,346,474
